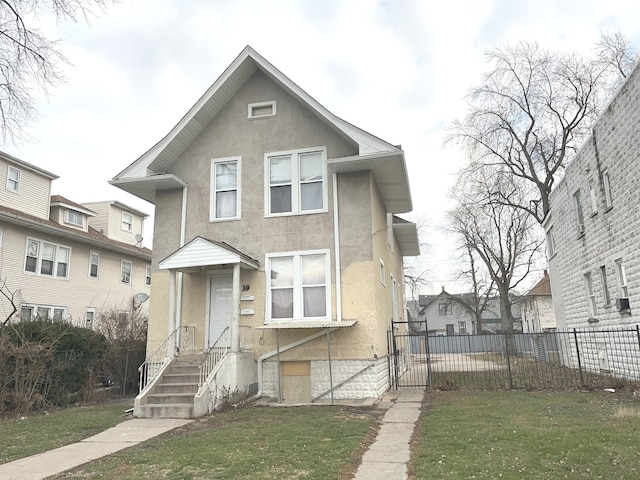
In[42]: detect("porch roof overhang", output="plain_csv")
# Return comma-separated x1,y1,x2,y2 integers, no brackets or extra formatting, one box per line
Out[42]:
256,320,357,330
327,151,412,213
109,174,188,204
159,236,260,273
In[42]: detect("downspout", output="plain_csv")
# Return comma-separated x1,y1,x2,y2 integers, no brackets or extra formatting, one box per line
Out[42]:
332,171,342,322
254,327,339,399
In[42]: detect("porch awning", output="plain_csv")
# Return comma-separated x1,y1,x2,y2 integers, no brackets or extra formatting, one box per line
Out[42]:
159,236,260,272
256,320,357,330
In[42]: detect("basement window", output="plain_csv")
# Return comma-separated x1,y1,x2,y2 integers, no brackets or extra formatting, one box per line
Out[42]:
248,101,276,118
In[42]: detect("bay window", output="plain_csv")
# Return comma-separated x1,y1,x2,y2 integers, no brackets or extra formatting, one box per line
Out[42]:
267,250,330,321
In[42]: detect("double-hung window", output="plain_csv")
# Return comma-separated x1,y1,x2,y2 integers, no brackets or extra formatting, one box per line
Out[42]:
64,209,84,227
615,259,628,298
6,166,20,192
265,147,326,216
603,169,613,209
121,260,132,284
584,272,596,318
122,212,133,232
211,157,240,220
574,190,585,235
89,251,99,278
24,238,70,279
267,250,330,321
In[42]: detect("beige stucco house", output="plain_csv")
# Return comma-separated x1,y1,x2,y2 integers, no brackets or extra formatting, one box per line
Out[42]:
0,151,151,327
112,46,420,418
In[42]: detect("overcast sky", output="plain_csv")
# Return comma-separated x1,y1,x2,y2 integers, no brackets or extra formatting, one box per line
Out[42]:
4,0,640,294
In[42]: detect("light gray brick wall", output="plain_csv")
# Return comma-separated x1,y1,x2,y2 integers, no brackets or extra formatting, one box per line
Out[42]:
261,358,389,400
547,61,640,331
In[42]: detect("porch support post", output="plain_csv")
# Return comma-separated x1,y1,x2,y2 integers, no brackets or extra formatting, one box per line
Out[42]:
232,263,241,352
168,270,177,353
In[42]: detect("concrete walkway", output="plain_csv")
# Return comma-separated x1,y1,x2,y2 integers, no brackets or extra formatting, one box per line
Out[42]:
0,418,192,480
353,388,424,480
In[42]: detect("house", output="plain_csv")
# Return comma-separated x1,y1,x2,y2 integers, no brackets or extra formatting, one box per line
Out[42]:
111,46,420,417
418,288,522,335
0,151,152,327
518,272,557,333
544,60,640,330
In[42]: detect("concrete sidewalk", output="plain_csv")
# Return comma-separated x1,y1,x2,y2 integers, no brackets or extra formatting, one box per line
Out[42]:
0,418,192,480
353,388,425,480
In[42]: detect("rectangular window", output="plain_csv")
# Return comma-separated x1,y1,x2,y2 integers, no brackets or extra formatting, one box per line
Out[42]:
380,259,386,286
600,266,611,306
615,259,628,298
85,308,96,329
210,157,240,220
439,302,453,316
573,190,585,235
24,238,70,279
89,251,99,278
145,265,151,286
121,260,132,284
267,250,330,322
265,147,326,216
459,321,467,335
603,169,613,209
121,212,133,232
248,101,276,118
584,272,596,317
589,178,598,215
6,166,20,192
21,304,66,321
64,209,84,227
545,227,555,258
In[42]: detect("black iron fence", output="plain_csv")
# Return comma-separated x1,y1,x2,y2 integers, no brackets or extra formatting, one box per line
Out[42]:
388,321,640,391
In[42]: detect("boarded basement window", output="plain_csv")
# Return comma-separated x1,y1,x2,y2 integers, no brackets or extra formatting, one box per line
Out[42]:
248,101,276,118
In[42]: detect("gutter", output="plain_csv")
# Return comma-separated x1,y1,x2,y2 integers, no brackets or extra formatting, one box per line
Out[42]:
332,172,342,322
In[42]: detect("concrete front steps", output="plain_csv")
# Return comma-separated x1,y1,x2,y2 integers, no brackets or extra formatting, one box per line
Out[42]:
137,354,204,419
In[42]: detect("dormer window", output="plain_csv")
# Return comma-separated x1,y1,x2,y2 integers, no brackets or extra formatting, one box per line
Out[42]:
248,101,276,119
64,209,84,227
122,212,133,232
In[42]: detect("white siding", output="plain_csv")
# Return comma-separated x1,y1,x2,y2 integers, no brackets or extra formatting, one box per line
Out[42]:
0,158,51,219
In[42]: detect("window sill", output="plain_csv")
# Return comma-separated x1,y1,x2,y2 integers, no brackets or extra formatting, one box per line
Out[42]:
604,206,613,213
587,317,599,323
209,216,241,223
265,209,328,218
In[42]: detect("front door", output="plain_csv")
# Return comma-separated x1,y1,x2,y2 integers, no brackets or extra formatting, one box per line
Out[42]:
208,273,233,349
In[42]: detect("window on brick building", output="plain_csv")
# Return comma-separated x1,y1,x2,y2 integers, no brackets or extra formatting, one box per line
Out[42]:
573,190,585,235
600,266,611,306
602,169,613,210
584,272,596,318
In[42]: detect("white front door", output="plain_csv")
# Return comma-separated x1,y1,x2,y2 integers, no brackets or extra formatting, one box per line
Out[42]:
208,273,233,348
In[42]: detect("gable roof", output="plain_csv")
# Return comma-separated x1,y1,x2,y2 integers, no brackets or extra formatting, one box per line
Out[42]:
526,273,551,296
159,236,260,272
50,195,97,217
110,46,413,212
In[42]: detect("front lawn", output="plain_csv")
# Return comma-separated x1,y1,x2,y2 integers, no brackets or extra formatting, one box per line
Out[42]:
410,390,640,479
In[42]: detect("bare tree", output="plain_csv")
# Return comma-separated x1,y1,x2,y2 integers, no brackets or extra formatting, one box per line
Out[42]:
448,170,544,332
458,244,495,334
448,33,638,224
0,0,111,142
0,277,19,325
403,213,432,301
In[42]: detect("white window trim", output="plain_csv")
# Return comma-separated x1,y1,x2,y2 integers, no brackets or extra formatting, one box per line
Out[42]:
6,165,20,192
121,260,132,284
573,190,585,235
210,156,241,222
64,209,84,227
248,101,276,118
615,258,628,298
24,237,71,279
145,265,151,286
603,169,613,210
264,146,328,217
89,251,100,279
21,304,67,321
600,265,611,307
85,307,96,329
584,272,597,318
265,249,331,323
121,212,133,232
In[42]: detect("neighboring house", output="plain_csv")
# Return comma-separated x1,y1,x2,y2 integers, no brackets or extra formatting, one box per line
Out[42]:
418,289,522,335
544,60,640,330
111,46,419,416
518,272,557,333
0,151,152,327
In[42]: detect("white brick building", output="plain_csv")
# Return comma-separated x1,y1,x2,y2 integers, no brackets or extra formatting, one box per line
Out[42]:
545,61,640,330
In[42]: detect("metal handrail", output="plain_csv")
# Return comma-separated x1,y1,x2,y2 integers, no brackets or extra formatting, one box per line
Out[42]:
138,325,196,394
198,327,231,387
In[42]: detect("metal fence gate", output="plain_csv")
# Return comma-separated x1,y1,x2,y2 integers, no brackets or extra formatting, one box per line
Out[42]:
388,320,431,388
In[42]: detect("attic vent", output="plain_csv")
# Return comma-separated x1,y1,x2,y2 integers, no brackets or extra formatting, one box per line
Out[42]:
248,101,276,118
